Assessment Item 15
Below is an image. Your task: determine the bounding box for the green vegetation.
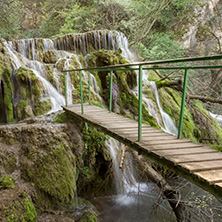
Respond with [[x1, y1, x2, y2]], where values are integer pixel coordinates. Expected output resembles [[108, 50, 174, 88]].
[[23, 197, 37, 222], [0, 0, 203, 60], [1, 194, 37, 222], [0, 175, 15, 189], [21, 142, 77, 208], [34, 99, 52, 116], [2, 69, 14, 123]]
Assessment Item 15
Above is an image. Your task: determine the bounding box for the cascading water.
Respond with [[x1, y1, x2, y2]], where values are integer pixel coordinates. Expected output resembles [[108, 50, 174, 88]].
[[151, 82, 178, 135], [64, 58, 73, 106]]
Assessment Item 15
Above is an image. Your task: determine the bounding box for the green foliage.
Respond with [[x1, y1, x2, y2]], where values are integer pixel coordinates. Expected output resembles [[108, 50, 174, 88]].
[[211, 145, 222, 152], [139, 32, 185, 60], [83, 125, 109, 158], [0, 1, 25, 40]]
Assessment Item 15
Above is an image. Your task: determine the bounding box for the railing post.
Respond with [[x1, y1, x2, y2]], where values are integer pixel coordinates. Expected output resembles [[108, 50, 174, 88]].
[[88, 71, 91, 103], [138, 65, 143, 142], [178, 69, 188, 139], [109, 70, 113, 112], [64, 72, 67, 107], [80, 71, 84, 114]]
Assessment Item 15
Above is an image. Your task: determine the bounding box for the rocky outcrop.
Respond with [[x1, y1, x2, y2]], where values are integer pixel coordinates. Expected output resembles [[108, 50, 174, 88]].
[[0, 115, 112, 221]]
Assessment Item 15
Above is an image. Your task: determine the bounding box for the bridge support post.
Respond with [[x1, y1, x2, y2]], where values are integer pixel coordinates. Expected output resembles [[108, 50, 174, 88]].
[[109, 70, 113, 112], [178, 69, 188, 139], [80, 71, 84, 114], [88, 71, 91, 103], [64, 72, 67, 107], [138, 65, 143, 141]]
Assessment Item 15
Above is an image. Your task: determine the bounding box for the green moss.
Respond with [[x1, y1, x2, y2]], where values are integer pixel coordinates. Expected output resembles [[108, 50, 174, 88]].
[[1, 193, 37, 222], [0, 152, 17, 173], [53, 112, 70, 123], [17, 67, 41, 102], [43, 50, 59, 63], [2, 68, 14, 123], [23, 197, 37, 222], [0, 175, 15, 189], [34, 99, 52, 115], [21, 143, 77, 208], [17, 100, 28, 120], [78, 212, 97, 222]]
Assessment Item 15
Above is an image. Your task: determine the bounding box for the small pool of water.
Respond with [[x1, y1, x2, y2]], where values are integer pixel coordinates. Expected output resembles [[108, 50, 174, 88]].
[[92, 179, 222, 222], [92, 182, 176, 222]]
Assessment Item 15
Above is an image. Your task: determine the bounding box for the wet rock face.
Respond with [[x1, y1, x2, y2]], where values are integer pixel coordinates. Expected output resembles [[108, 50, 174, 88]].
[[0, 123, 79, 209], [0, 117, 111, 221]]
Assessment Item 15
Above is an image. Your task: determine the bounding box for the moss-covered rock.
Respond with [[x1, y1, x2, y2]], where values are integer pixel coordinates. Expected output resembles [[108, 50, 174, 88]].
[[0, 150, 17, 174], [16, 67, 42, 101], [16, 100, 34, 120], [34, 98, 52, 115], [21, 142, 77, 208], [1, 68, 14, 123], [78, 211, 97, 222], [0, 188, 37, 222], [43, 50, 59, 63], [0, 175, 15, 189]]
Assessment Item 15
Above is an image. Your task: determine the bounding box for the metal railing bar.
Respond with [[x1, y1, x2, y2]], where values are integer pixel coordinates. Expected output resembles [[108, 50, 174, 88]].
[[109, 70, 113, 113], [178, 69, 189, 139], [138, 65, 143, 142], [62, 54, 222, 72], [63, 65, 222, 73]]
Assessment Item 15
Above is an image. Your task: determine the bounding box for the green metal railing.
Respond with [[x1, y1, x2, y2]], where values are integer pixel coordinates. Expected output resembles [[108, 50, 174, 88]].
[[63, 55, 222, 141]]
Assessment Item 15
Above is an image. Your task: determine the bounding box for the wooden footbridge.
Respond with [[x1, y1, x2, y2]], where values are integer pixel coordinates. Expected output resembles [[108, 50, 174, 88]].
[[64, 104, 222, 199], [63, 55, 222, 199]]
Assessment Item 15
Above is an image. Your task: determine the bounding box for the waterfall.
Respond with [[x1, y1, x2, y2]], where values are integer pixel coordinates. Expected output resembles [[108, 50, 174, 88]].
[[64, 59, 73, 106], [3, 30, 178, 132], [106, 138, 148, 205], [151, 82, 178, 135]]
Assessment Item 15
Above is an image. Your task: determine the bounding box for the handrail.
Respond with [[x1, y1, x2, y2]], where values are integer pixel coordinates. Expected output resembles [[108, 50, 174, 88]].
[[63, 55, 222, 142]]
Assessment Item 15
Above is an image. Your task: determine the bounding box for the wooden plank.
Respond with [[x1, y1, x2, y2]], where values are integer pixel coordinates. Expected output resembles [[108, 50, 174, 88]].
[[168, 152, 222, 163], [214, 183, 222, 191], [107, 124, 138, 129], [120, 132, 174, 138], [138, 139, 191, 145], [139, 135, 177, 141], [143, 143, 204, 150], [96, 119, 136, 124], [119, 128, 163, 133], [194, 169, 222, 185], [156, 147, 217, 156], [180, 160, 222, 172]]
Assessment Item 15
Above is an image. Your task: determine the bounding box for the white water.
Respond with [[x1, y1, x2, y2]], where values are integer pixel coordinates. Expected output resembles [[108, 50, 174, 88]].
[[151, 82, 178, 135], [209, 112, 222, 126], [64, 59, 73, 106], [115, 31, 178, 135], [106, 138, 149, 205]]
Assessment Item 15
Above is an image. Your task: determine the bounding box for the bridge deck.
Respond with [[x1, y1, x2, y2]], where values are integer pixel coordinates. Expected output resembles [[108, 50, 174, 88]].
[[64, 104, 222, 199]]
